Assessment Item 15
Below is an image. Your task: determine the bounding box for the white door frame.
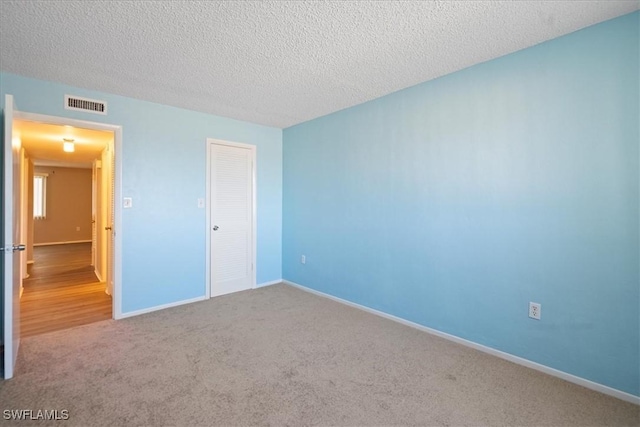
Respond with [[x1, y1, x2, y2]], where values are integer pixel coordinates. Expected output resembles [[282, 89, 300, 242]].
[[91, 161, 97, 269], [14, 110, 124, 319], [205, 138, 257, 299]]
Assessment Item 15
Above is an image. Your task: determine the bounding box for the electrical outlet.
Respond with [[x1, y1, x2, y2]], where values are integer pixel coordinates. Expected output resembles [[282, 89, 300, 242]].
[[301, 255, 306, 264], [529, 302, 541, 320]]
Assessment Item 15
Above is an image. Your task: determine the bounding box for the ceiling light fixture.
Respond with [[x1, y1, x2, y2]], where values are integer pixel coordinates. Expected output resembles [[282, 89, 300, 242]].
[[63, 138, 75, 153]]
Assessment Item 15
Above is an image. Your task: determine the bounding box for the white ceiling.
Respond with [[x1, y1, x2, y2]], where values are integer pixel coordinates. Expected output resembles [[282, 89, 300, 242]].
[[16, 119, 112, 168], [1, 1, 638, 129]]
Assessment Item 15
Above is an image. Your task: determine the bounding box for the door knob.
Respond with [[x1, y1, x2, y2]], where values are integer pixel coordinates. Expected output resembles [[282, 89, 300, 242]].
[[213, 225, 219, 231], [105, 226, 112, 231], [1, 244, 26, 252]]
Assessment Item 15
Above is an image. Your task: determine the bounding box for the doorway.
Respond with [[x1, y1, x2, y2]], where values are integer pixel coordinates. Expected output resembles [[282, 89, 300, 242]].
[[17, 119, 114, 336], [12, 115, 122, 336]]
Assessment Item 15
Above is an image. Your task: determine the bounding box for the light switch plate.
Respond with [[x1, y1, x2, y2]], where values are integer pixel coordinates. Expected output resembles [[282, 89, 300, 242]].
[[197, 198, 205, 208], [123, 197, 133, 208]]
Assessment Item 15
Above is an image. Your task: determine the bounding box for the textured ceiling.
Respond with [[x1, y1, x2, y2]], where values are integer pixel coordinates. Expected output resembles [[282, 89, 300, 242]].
[[1, 1, 638, 128]]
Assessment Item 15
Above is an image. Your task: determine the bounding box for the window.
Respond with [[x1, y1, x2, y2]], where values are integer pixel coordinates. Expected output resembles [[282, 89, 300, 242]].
[[33, 173, 48, 220]]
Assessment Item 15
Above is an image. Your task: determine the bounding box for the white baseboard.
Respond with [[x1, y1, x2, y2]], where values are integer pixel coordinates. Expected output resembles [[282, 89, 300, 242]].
[[118, 295, 208, 319], [256, 279, 282, 288], [34, 240, 91, 247], [94, 269, 104, 283], [283, 280, 640, 405]]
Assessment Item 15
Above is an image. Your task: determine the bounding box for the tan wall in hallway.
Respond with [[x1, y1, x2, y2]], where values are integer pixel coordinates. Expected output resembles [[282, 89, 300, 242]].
[[34, 166, 92, 244]]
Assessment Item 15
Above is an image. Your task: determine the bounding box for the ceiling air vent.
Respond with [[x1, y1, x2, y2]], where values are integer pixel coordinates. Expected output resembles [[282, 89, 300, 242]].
[[64, 95, 107, 115]]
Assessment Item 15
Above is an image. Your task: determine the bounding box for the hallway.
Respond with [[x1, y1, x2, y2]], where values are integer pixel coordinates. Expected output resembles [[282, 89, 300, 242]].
[[21, 243, 112, 337]]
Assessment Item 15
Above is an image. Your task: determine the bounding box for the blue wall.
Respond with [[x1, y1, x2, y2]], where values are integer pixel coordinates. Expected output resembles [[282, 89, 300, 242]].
[[283, 12, 639, 396], [0, 73, 283, 317]]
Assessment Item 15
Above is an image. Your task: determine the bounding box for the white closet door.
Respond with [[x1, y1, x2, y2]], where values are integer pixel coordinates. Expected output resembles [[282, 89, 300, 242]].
[[210, 142, 254, 297]]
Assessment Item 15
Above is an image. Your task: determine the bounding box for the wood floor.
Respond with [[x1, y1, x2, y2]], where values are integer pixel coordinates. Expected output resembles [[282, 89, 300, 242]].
[[21, 243, 112, 338]]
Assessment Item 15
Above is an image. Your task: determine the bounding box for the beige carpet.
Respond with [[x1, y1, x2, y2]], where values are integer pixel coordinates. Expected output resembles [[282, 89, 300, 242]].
[[1, 284, 638, 426]]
